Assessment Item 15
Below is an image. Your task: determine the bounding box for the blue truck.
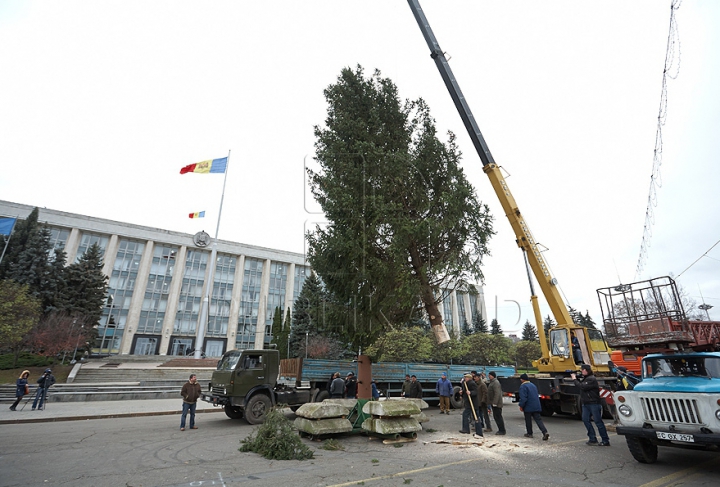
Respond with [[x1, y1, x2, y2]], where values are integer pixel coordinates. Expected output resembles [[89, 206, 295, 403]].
[[598, 276, 720, 463], [613, 352, 720, 463]]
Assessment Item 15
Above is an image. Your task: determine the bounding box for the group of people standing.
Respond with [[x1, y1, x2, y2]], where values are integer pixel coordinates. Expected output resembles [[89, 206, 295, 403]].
[[329, 371, 379, 399], [431, 365, 610, 446], [452, 370, 507, 439], [9, 368, 56, 411]]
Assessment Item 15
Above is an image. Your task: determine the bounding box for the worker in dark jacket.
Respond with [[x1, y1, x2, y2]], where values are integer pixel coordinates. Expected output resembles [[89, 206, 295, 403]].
[[180, 374, 202, 431], [571, 364, 610, 446], [32, 368, 55, 411], [458, 373, 483, 438], [518, 374, 549, 440], [400, 374, 412, 397], [406, 375, 423, 399], [472, 371, 488, 425], [330, 372, 345, 398], [487, 371, 506, 435], [345, 372, 358, 398]]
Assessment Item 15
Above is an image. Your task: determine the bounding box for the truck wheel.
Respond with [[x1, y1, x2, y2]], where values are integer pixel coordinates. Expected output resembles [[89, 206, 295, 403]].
[[626, 436, 658, 464], [314, 390, 330, 403], [450, 386, 464, 409], [540, 401, 555, 417], [601, 404, 613, 420], [224, 406, 243, 419], [245, 394, 272, 425]]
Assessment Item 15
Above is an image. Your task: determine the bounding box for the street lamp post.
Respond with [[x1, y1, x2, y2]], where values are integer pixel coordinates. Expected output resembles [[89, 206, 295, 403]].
[[698, 287, 713, 321], [698, 304, 713, 321], [305, 331, 309, 359], [72, 325, 84, 363]]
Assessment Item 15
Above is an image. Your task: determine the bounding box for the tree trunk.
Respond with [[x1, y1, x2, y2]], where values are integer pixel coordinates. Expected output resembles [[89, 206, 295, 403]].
[[409, 243, 450, 344]]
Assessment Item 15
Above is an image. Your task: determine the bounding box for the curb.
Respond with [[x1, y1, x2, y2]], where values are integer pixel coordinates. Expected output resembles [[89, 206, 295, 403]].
[[0, 407, 224, 425]]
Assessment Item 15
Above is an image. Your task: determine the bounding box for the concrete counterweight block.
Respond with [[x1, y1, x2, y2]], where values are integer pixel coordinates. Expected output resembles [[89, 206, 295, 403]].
[[361, 400, 423, 436], [323, 398, 358, 409], [361, 417, 422, 435], [387, 397, 429, 410], [294, 416, 353, 436], [294, 402, 350, 419], [411, 411, 429, 423], [362, 400, 421, 417]]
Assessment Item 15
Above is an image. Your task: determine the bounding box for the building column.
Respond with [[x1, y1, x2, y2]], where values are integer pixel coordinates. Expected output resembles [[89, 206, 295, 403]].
[[476, 286, 488, 324], [285, 263, 295, 316], [159, 245, 187, 355], [64, 228, 81, 263], [101, 235, 119, 277], [228, 255, 245, 350], [463, 292, 473, 327], [253, 258, 271, 349], [451, 290, 461, 337], [120, 240, 154, 355]]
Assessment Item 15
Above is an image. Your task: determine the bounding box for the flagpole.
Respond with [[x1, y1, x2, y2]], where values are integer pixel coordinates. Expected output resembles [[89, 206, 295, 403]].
[[194, 150, 231, 359]]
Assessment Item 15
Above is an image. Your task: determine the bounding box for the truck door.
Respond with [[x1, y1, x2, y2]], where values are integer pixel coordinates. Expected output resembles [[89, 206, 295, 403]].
[[234, 352, 266, 396]]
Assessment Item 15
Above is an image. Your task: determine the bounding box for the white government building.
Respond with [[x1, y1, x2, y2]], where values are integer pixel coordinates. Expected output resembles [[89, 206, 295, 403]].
[[1, 200, 488, 357]]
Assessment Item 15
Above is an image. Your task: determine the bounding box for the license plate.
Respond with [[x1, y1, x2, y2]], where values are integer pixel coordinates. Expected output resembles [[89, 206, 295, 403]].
[[656, 432, 694, 442]]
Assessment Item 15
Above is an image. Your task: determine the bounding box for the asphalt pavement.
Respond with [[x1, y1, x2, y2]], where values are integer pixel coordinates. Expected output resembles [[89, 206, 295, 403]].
[[0, 397, 223, 424]]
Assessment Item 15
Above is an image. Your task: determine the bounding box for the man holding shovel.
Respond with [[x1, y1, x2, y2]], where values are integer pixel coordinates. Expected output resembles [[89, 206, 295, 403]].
[[458, 373, 483, 439]]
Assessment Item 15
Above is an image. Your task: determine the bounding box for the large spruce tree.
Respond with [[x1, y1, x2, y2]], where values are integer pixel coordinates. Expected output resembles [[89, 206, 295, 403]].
[[6, 225, 54, 310], [288, 274, 325, 358], [62, 243, 108, 324], [307, 66, 494, 347], [490, 318, 503, 336], [0, 208, 40, 279], [521, 320, 539, 341]]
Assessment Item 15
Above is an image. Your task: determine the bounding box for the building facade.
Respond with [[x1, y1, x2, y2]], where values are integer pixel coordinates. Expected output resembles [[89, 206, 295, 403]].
[[1, 200, 487, 357]]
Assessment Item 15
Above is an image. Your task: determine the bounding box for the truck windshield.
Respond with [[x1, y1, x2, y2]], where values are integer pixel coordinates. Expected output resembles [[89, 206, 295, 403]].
[[550, 329, 569, 357], [217, 351, 242, 371], [645, 356, 720, 379]]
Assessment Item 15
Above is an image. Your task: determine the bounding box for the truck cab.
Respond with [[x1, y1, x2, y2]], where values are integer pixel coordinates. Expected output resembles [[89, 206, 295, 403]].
[[614, 352, 720, 462], [202, 349, 311, 424]]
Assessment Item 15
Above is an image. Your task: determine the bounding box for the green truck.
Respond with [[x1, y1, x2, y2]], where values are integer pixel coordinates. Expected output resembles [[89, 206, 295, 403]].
[[201, 348, 515, 424]]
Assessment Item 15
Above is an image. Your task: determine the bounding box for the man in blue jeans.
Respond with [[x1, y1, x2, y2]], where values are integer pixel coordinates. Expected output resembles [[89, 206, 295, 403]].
[[571, 364, 610, 446], [180, 374, 202, 431], [32, 369, 55, 411]]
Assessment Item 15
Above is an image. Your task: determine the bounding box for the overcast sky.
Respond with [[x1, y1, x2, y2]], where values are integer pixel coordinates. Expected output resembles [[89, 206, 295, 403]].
[[1, 1, 718, 333]]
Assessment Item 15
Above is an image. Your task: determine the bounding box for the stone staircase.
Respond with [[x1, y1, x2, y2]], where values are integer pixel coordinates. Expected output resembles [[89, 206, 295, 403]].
[[1, 357, 216, 403]]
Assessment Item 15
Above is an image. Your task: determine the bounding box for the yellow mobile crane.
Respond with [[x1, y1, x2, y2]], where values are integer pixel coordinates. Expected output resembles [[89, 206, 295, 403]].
[[408, 0, 614, 416]]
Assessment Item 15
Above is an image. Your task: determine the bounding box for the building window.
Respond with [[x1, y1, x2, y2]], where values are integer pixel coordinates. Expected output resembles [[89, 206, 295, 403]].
[[293, 265, 310, 302], [169, 337, 194, 356], [236, 258, 263, 350], [174, 249, 208, 335], [469, 293, 479, 324], [208, 254, 236, 337], [457, 292, 469, 334], [443, 293, 454, 329], [137, 245, 177, 335], [96, 239, 145, 354], [76, 232, 108, 262], [47, 227, 69, 257], [265, 262, 288, 340]]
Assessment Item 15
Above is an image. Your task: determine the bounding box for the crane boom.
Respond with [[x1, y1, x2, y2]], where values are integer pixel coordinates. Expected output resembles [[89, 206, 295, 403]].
[[407, 0, 574, 329]]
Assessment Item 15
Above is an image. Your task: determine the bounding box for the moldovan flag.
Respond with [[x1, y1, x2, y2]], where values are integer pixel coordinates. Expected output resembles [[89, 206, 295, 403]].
[[180, 157, 227, 175], [0, 217, 17, 236], [189, 211, 205, 219]]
